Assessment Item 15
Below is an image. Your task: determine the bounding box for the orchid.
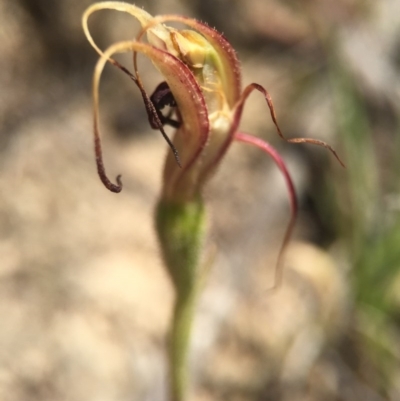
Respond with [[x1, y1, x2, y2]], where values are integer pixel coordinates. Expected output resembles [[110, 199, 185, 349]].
[[82, 3, 344, 400]]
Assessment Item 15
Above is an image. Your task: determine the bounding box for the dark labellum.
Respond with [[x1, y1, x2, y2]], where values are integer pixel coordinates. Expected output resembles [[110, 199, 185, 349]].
[[149, 81, 181, 129]]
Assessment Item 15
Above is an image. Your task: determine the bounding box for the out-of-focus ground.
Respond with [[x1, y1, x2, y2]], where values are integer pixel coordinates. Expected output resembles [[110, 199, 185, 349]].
[[0, 0, 400, 400]]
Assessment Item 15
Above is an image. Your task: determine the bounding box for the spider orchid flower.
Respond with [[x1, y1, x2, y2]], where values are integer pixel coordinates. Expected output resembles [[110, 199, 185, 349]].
[[83, 3, 343, 400], [83, 1, 343, 284]]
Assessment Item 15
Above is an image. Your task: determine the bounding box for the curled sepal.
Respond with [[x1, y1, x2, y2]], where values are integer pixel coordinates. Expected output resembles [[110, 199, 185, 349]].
[[94, 125, 122, 193], [234, 132, 298, 289], [82, 2, 161, 57], [91, 39, 208, 192], [234, 83, 346, 167]]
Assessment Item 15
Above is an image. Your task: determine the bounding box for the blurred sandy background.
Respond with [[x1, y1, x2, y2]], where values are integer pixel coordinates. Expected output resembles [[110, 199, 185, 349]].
[[1, 0, 400, 400]]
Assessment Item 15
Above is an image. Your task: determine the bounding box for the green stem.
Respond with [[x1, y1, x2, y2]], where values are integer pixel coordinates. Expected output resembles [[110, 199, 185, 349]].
[[156, 198, 206, 401], [169, 288, 198, 401]]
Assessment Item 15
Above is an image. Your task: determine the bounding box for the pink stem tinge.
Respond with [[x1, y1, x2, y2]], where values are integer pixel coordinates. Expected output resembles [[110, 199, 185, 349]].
[[234, 131, 298, 289]]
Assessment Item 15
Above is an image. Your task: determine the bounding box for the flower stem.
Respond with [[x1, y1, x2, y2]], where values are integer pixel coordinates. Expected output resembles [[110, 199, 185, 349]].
[[169, 286, 198, 401], [156, 198, 206, 401]]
